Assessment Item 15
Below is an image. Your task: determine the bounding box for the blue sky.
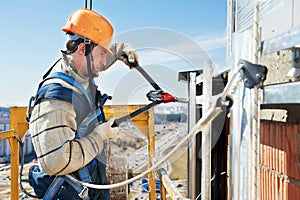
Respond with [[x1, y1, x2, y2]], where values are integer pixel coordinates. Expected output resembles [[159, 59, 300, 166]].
[[0, 0, 227, 106]]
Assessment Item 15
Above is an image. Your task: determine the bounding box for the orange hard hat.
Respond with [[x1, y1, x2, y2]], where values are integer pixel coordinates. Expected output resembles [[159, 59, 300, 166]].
[[62, 8, 114, 55]]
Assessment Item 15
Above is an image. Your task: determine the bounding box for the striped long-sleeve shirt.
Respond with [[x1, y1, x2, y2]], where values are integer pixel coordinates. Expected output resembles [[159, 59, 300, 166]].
[[29, 54, 104, 176]]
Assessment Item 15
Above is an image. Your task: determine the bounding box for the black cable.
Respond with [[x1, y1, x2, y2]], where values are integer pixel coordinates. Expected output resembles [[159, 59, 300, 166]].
[[19, 138, 38, 198]]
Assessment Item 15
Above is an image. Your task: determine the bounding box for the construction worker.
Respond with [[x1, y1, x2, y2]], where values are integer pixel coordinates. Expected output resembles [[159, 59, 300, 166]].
[[28, 8, 138, 199]]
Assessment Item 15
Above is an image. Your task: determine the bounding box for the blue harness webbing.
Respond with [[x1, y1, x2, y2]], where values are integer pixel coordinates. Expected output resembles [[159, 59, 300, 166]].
[[34, 72, 104, 199], [40, 72, 93, 108]]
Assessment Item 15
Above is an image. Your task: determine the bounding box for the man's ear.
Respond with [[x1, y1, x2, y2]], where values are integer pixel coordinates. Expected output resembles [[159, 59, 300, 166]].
[[77, 43, 86, 56]]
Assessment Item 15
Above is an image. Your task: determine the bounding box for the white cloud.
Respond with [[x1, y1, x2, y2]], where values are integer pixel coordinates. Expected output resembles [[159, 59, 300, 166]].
[[135, 30, 227, 67], [104, 29, 227, 74], [194, 31, 227, 51]]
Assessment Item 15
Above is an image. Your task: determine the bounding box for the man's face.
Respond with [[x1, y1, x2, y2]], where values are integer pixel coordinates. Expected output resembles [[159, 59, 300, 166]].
[[77, 44, 108, 78], [90, 45, 108, 77]]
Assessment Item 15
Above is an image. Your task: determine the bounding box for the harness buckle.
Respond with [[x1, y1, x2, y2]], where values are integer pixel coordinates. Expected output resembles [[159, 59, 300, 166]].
[[78, 186, 89, 199]]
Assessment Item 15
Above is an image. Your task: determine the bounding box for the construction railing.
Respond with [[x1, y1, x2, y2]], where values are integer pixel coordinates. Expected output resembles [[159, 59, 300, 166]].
[[157, 168, 190, 200], [0, 57, 267, 199], [103, 105, 156, 199], [0, 105, 157, 200], [0, 107, 29, 200]]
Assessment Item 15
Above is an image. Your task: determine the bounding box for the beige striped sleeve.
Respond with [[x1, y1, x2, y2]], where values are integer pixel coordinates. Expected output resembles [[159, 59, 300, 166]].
[[29, 99, 104, 175]]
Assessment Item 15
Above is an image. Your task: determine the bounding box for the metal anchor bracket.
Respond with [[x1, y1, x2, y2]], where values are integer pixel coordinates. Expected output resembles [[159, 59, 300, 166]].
[[238, 59, 268, 89]]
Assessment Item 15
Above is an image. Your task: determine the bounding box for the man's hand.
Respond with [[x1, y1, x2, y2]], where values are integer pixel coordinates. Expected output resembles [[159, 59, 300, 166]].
[[93, 118, 119, 140], [116, 43, 139, 68], [102, 43, 139, 71]]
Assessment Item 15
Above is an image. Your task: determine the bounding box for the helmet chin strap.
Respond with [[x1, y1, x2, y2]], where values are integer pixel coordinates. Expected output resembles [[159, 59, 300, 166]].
[[84, 43, 95, 78]]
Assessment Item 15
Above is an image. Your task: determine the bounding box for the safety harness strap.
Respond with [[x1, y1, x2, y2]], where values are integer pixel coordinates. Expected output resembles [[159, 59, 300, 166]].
[[29, 72, 104, 199], [43, 175, 90, 200], [43, 177, 65, 199], [43, 72, 93, 108], [64, 175, 90, 200]]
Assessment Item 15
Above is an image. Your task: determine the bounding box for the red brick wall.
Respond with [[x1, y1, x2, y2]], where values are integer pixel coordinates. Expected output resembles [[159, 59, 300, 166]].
[[260, 121, 300, 200]]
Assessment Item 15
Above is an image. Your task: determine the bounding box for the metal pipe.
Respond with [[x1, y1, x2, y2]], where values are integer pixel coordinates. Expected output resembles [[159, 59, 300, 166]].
[[188, 72, 197, 199], [201, 59, 213, 200]]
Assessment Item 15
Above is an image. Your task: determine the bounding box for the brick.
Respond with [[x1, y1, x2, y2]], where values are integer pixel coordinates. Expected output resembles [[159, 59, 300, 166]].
[[287, 124, 295, 178], [276, 123, 280, 173], [269, 123, 274, 171], [282, 124, 287, 175], [269, 171, 272, 200], [266, 123, 271, 168], [279, 176, 283, 200], [283, 180, 289, 200], [293, 124, 300, 180], [261, 168, 265, 200], [277, 123, 283, 174], [260, 123, 265, 166]]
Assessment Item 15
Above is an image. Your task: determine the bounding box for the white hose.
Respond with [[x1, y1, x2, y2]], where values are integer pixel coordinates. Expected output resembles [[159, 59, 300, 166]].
[[66, 68, 243, 190], [66, 105, 223, 190]]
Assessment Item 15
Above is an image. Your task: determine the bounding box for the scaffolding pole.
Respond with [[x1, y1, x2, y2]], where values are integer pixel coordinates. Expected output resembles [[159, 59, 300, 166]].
[[188, 72, 197, 199], [201, 59, 213, 200]]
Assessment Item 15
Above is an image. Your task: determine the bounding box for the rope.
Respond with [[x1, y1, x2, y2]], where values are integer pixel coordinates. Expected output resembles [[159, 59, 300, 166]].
[[64, 65, 245, 190], [66, 70, 241, 189], [251, 1, 261, 200]]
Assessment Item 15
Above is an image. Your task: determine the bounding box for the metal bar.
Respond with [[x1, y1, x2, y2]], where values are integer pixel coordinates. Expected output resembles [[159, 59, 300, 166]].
[[188, 72, 197, 199], [135, 65, 162, 91], [226, 3, 234, 200], [8, 136, 20, 200], [0, 130, 15, 140], [0, 130, 19, 200], [262, 81, 300, 105], [7, 107, 30, 199], [226, 0, 234, 59], [113, 101, 160, 126], [201, 59, 213, 200], [148, 109, 156, 200], [262, 25, 300, 55]]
